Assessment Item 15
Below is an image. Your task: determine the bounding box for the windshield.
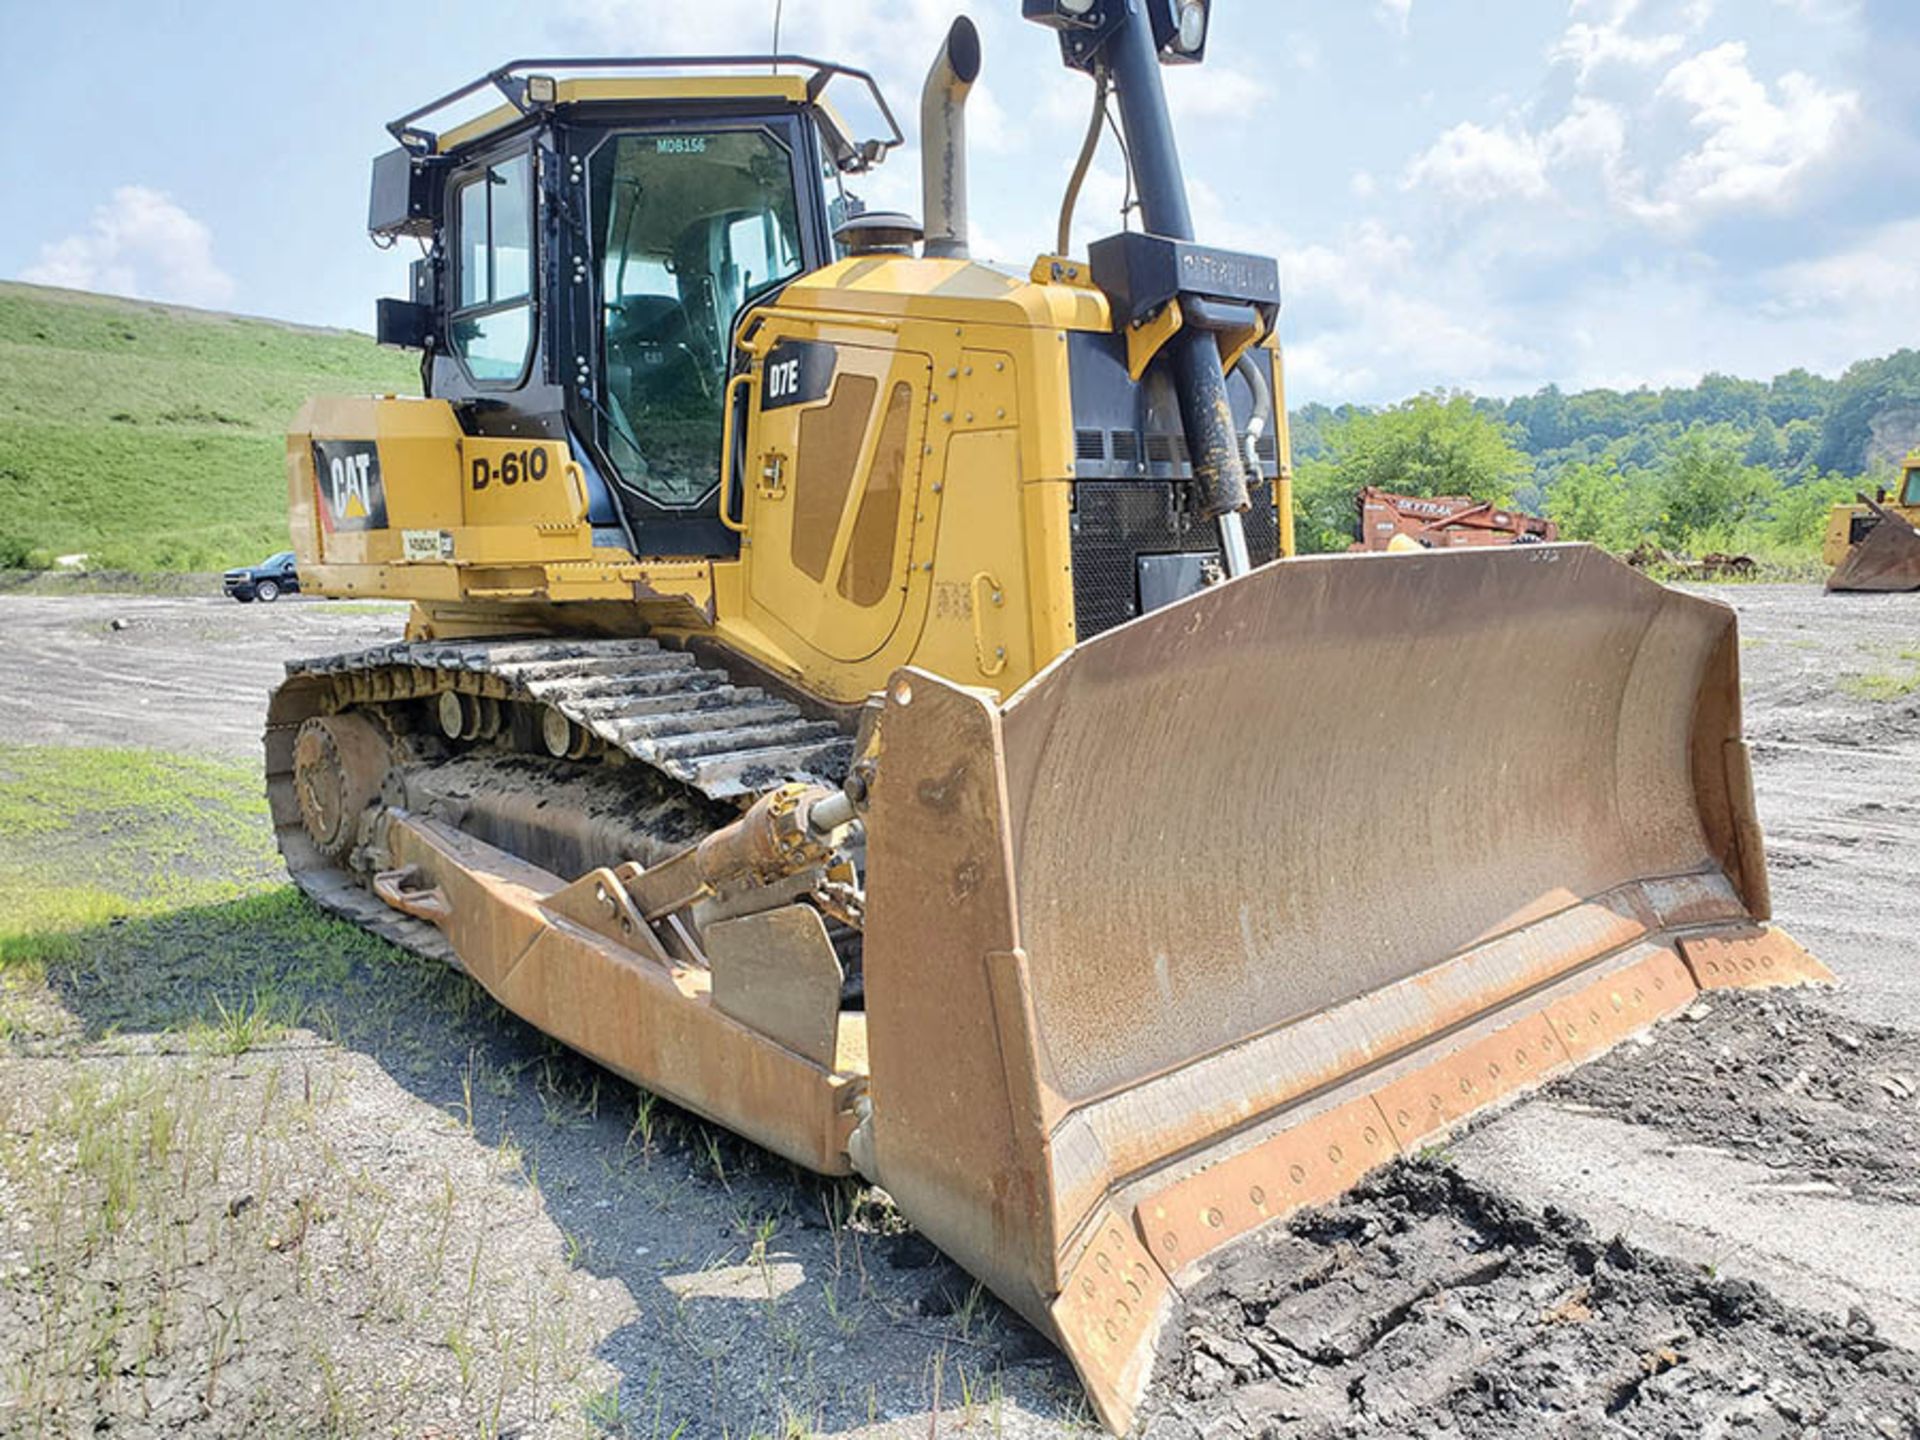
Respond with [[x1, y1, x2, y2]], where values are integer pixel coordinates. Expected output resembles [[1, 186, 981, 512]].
[[593, 129, 805, 508]]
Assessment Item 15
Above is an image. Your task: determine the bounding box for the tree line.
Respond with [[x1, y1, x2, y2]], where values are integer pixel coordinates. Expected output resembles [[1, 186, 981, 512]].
[[1287, 348, 1920, 562]]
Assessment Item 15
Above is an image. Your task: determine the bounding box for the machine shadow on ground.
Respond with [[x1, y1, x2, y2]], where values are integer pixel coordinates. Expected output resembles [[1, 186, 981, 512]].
[[6, 878, 1085, 1437]]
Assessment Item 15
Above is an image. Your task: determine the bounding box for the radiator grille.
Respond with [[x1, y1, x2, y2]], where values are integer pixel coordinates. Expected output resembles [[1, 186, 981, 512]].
[[1071, 477, 1281, 640]]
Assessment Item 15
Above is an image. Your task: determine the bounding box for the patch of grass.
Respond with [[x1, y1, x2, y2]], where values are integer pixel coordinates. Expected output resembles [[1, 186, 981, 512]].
[[0, 1040, 619, 1434], [189, 990, 289, 1056], [0, 741, 645, 1435], [0, 886, 129, 966], [22, 885, 429, 1045], [0, 282, 416, 571], [1839, 669, 1920, 702], [0, 743, 265, 844], [0, 568, 225, 596], [0, 746, 276, 971], [0, 746, 392, 1050]]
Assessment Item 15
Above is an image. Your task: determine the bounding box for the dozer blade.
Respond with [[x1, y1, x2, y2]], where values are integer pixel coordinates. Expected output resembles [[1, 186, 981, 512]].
[[857, 543, 1829, 1434], [1827, 500, 1920, 591]]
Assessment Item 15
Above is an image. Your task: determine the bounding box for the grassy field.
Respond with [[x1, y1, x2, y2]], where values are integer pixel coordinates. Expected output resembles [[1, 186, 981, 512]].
[[0, 746, 629, 1435], [0, 283, 416, 573], [0, 743, 1025, 1438]]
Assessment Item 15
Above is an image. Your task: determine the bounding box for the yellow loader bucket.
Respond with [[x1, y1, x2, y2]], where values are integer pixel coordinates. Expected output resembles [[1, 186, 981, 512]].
[[857, 543, 1828, 1432], [1827, 495, 1920, 592]]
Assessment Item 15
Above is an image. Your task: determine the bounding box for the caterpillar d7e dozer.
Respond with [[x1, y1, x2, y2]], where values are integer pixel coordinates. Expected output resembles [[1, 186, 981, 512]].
[[273, 3, 1830, 1429], [1824, 453, 1920, 591]]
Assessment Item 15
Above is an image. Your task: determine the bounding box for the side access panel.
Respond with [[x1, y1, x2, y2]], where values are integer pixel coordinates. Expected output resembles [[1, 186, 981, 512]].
[[740, 335, 933, 662]]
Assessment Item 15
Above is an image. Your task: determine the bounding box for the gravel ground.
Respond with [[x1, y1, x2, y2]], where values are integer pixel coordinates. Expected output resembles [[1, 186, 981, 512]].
[[0, 595, 403, 757], [0, 581, 1915, 1438], [1728, 586, 1920, 1033], [1153, 1163, 1919, 1440]]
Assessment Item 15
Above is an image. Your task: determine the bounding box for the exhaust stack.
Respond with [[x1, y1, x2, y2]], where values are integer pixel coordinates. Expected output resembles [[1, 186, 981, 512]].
[[920, 17, 980, 259]]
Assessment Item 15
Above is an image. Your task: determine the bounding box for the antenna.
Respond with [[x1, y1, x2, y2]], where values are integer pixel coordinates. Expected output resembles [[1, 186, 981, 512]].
[[771, 0, 784, 72]]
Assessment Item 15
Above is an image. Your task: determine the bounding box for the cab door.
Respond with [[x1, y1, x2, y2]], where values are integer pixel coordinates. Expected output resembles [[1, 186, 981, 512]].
[[742, 328, 932, 663]]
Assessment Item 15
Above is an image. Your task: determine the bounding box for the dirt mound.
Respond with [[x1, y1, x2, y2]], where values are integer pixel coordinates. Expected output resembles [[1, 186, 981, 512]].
[[1143, 1163, 1920, 1438]]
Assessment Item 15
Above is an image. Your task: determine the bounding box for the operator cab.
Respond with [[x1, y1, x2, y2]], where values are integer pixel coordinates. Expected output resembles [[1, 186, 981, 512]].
[[367, 60, 901, 558], [596, 130, 807, 506]]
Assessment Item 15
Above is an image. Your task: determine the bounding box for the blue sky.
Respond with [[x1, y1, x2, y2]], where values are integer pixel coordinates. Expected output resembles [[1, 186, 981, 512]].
[[3, 0, 1915, 404]]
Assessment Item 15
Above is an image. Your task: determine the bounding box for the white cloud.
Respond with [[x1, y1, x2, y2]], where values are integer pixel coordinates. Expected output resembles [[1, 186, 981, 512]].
[[1546, 247, 1914, 394], [20, 186, 235, 307], [562, 0, 957, 54], [1771, 0, 1859, 18], [1765, 218, 1920, 313], [1404, 31, 1856, 232], [1549, 96, 1633, 193], [1552, 19, 1684, 83], [1285, 212, 1920, 404], [1403, 121, 1552, 203], [1376, 0, 1413, 36], [1185, 176, 1279, 257], [1264, 220, 1548, 398], [1285, 288, 1544, 400], [1208, 0, 1880, 403], [1164, 65, 1267, 124], [1282, 220, 1414, 293], [1565, 0, 1713, 35], [964, 82, 1013, 154], [1639, 42, 1859, 219]]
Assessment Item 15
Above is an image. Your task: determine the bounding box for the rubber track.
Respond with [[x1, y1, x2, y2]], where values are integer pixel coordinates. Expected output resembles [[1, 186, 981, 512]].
[[284, 637, 853, 800]]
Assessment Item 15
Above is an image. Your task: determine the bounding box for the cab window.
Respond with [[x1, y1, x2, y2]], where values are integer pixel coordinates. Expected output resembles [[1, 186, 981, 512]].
[[451, 152, 534, 384], [593, 130, 804, 508]]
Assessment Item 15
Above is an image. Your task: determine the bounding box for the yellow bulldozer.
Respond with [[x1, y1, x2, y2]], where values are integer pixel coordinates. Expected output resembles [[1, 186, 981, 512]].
[[272, 5, 1828, 1429], [1823, 452, 1920, 591]]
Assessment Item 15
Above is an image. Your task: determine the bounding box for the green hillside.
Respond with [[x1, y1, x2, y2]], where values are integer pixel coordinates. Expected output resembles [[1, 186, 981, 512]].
[[0, 282, 416, 571], [3, 278, 1911, 575], [1290, 353, 1920, 564]]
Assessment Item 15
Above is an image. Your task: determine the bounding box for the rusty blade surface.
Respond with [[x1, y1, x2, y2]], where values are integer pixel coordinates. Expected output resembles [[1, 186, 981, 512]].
[[998, 544, 1750, 1112], [858, 543, 1813, 1434], [1826, 507, 1920, 592]]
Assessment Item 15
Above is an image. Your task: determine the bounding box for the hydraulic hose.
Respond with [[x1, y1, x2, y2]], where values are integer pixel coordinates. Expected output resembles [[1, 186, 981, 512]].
[[1102, 8, 1251, 556], [1056, 67, 1110, 257], [1234, 349, 1273, 473]]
